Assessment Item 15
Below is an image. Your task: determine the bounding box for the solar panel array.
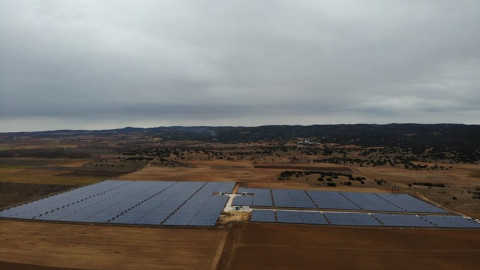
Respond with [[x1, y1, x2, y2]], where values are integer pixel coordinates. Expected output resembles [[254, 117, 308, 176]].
[[325, 212, 381, 226], [341, 192, 403, 212], [234, 188, 446, 213], [164, 182, 233, 226], [307, 191, 359, 210], [250, 209, 276, 223], [272, 189, 316, 208], [0, 180, 234, 227], [241, 188, 477, 229], [373, 213, 432, 227], [421, 215, 480, 228], [375, 193, 446, 213], [232, 188, 273, 207], [2, 180, 477, 229], [276, 210, 328, 225], [250, 210, 480, 228]]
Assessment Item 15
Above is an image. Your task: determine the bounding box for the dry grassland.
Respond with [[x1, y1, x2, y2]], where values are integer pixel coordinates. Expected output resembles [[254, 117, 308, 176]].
[[0, 158, 103, 185]]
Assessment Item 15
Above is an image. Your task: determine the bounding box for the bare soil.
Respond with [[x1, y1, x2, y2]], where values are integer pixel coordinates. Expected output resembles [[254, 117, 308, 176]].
[[0, 261, 83, 270], [0, 220, 227, 270], [221, 223, 480, 270]]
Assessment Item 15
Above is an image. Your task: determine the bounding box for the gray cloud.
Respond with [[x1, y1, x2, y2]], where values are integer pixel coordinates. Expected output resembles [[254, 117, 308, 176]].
[[1, 0, 479, 131]]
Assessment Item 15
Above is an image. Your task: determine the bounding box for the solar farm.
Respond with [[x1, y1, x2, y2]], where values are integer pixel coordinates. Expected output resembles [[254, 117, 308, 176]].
[[236, 187, 480, 228], [1, 180, 479, 229], [0, 180, 234, 227], [234, 187, 448, 213]]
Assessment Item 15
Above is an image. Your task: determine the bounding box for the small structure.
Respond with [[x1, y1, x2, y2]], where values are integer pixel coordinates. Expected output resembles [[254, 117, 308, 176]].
[[296, 139, 315, 146], [232, 205, 250, 211]]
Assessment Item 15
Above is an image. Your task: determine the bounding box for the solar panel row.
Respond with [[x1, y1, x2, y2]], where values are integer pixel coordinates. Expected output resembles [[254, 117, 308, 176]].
[[0, 180, 235, 227], [272, 189, 316, 208], [421, 215, 480, 228], [233, 189, 446, 213], [276, 210, 328, 225], [375, 193, 446, 213], [111, 181, 203, 225], [0, 180, 130, 219], [253, 189, 273, 207], [341, 192, 402, 212], [232, 195, 253, 206], [237, 188, 255, 194], [250, 209, 275, 223], [374, 213, 432, 227], [307, 191, 359, 210], [232, 188, 272, 207], [164, 182, 231, 226], [250, 210, 480, 228]]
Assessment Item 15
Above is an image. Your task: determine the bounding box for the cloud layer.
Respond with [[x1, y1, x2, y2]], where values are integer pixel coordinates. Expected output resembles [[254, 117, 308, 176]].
[[1, 0, 479, 131]]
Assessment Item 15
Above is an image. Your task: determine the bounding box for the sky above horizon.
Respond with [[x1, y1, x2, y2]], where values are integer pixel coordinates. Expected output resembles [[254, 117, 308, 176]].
[[1, 0, 479, 132]]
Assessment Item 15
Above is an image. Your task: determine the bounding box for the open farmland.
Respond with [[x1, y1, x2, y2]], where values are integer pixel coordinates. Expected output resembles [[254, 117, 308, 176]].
[[220, 223, 480, 270], [0, 220, 227, 270]]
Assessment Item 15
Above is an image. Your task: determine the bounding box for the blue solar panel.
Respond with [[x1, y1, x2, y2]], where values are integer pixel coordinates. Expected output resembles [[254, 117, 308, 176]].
[[374, 213, 433, 227], [163, 182, 230, 226], [272, 189, 315, 208], [421, 215, 480, 228], [251, 210, 275, 223], [216, 182, 235, 193], [252, 188, 274, 207], [341, 192, 403, 212], [0, 180, 131, 219], [232, 195, 253, 206], [375, 193, 447, 213], [276, 210, 302, 223], [298, 211, 329, 225], [325, 212, 381, 226], [307, 191, 360, 210], [237, 188, 255, 194], [276, 210, 328, 225]]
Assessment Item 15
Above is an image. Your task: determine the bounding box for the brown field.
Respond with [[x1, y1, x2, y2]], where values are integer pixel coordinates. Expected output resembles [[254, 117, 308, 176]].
[[0, 158, 103, 186], [119, 160, 389, 192], [119, 160, 283, 184], [220, 223, 480, 270], [0, 220, 227, 270]]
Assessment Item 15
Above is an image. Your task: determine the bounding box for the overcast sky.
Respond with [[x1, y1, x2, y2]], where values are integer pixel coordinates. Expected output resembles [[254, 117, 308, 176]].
[[1, 0, 479, 132]]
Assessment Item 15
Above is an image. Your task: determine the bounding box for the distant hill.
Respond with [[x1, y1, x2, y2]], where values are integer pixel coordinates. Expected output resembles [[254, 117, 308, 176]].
[[1, 124, 479, 162], [1, 123, 479, 146]]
